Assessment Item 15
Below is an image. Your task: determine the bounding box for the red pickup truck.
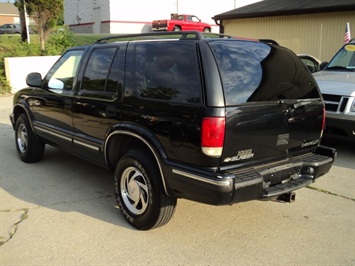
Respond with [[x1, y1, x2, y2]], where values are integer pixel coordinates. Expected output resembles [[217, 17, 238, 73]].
[[152, 14, 211, 32]]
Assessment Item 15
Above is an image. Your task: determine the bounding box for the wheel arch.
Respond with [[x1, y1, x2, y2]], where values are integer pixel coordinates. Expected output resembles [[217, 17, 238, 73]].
[[172, 25, 181, 31], [104, 126, 170, 195], [12, 103, 34, 131]]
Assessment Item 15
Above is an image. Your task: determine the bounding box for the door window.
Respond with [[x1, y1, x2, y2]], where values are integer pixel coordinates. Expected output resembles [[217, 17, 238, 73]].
[[44, 49, 84, 93], [80, 47, 122, 100]]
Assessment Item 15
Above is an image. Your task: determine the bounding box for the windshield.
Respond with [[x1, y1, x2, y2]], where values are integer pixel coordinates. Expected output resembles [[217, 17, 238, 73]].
[[326, 43, 355, 71]]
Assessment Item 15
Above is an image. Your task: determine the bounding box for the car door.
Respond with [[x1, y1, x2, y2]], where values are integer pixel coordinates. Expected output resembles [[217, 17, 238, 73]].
[[31, 48, 85, 153], [122, 41, 204, 165], [188, 16, 203, 31], [71, 44, 125, 165], [184, 15, 194, 31]]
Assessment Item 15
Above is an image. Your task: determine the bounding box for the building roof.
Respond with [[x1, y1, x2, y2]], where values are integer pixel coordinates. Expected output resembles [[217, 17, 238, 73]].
[[212, 0, 355, 21], [0, 3, 19, 16]]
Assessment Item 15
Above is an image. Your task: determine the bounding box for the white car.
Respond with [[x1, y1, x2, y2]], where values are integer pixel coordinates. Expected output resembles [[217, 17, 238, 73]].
[[297, 54, 322, 73], [313, 41, 355, 142]]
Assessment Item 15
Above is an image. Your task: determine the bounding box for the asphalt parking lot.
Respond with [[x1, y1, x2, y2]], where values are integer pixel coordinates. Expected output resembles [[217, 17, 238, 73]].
[[0, 94, 354, 265]]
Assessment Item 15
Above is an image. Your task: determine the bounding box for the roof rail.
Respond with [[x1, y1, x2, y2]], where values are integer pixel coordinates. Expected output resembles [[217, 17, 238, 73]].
[[259, 39, 279, 45], [95, 31, 232, 43]]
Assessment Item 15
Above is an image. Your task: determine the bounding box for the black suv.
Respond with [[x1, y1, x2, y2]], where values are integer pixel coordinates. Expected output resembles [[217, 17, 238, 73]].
[[10, 32, 336, 230]]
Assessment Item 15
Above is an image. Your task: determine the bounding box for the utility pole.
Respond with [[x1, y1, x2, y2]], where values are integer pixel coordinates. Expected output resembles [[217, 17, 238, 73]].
[[23, 0, 30, 44]]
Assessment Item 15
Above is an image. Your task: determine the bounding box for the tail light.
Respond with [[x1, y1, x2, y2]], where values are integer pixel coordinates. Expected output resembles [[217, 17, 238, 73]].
[[201, 117, 225, 157]]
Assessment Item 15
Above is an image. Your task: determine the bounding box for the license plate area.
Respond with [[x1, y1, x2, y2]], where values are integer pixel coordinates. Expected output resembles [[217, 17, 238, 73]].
[[262, 164, 299, 185]]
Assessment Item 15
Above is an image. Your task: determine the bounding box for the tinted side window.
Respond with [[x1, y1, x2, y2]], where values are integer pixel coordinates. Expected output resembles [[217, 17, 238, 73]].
[[80, 47, 122, 99], [209, 40, 320, 105], [134, 42, 201, 104]]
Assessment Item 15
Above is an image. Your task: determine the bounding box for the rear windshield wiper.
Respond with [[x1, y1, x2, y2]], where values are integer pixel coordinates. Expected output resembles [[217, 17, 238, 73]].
[[325, 66, 354, 71]]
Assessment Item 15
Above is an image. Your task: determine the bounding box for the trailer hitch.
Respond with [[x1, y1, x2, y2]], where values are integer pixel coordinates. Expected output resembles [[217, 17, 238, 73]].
[[277, 192, 296, 203]]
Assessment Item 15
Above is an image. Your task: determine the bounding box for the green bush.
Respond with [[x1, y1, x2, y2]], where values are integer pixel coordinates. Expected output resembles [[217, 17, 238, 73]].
[[46, 26, 77, 55], [0, 26, 79, 95], [0, 36, 20, 95]]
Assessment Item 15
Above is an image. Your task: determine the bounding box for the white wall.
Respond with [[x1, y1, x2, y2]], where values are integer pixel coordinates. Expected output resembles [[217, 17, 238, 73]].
[[5, 56, 60, 93]]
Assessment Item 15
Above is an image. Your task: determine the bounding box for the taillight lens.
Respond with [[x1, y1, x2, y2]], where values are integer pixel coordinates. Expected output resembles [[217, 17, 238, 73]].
[[201, 117, 225, 157]]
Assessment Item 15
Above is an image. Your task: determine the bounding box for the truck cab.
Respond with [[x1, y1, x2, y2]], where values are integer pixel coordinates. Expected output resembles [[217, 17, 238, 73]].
[[313, 40, 355, 142]]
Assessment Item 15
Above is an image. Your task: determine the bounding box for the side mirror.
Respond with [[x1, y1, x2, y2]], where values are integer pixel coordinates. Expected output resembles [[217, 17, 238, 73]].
[[26, 72, 42, 88], [320, 61, 328, 70], [48, 78, 64, 90]]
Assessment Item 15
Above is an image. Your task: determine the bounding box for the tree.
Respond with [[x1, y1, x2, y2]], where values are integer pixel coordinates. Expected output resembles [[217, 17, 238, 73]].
[[15, 0, 63, 52], [14, 0, 29, 42]]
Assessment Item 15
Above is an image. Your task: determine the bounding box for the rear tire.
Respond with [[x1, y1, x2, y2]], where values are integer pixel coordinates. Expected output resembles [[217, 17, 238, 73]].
[[15, 113, 45, 163], [114, 149, 177, 230]]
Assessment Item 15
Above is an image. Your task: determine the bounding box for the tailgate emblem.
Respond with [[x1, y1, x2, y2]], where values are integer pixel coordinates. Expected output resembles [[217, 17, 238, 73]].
[[277, 134, 289, 145], [301, 139, 319, 147], [224, 149, 254, 163]]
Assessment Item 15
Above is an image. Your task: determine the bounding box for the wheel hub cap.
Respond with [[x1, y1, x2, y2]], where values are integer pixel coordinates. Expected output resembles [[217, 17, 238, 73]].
[[17, 124, 28, 153], [127, 179, 140, 202], [121, 166, 149, 215]]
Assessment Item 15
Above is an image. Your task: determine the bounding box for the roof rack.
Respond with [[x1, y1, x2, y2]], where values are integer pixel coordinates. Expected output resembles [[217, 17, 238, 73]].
[[95, 31, 232, 44]]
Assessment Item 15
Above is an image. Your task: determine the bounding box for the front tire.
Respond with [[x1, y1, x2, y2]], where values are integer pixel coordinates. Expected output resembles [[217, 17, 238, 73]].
[[15, 113, 45, 163], [114, 149, 177, 230]]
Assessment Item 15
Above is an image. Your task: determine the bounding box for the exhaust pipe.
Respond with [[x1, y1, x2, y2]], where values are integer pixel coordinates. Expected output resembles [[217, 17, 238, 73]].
[[277, 192, 296, 203]]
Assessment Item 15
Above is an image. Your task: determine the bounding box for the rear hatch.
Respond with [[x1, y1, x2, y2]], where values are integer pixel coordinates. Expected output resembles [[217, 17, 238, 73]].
[[207, 40, 324, 168]]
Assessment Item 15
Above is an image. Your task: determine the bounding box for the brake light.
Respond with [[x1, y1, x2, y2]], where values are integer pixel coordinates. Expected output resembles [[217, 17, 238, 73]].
[[201, 117, 225, 157]]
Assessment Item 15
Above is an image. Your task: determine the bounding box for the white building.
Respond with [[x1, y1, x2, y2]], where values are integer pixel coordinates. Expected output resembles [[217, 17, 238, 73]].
[[64, 0, 261, 34]]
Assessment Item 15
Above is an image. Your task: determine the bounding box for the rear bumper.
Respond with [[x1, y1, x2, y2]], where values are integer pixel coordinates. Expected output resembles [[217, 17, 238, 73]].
[[164, 146, 336, 205], [152, 27, 168, 31]]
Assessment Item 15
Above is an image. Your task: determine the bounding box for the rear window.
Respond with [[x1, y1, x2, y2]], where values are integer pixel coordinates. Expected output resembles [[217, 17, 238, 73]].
[[208, 40, 320, 105]]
